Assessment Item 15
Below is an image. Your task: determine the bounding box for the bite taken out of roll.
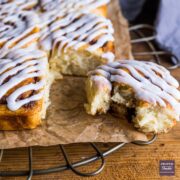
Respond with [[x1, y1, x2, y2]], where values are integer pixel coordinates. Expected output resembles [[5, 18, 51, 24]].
[[85, 60, 180, 134]]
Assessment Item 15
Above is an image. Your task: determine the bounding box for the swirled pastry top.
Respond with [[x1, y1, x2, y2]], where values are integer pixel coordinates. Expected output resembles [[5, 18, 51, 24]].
[[0, 8, 40, 58], [41, 11, 114, 61], [40, 0, 110, 13], [0, 48, 47, 111], [89, 60, 180, 117], [0, 0, 38, 10]]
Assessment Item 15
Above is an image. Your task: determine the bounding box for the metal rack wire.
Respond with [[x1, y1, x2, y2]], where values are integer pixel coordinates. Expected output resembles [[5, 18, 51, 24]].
[[0, 136, 157, 180], [129, 24, 180, 69], [0, 24, 179, 179]]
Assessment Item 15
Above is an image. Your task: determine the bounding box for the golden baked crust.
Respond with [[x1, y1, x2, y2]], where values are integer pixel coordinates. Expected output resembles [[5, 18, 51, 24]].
[[91, 5, 108, 17], [0, 100, 42, 130]]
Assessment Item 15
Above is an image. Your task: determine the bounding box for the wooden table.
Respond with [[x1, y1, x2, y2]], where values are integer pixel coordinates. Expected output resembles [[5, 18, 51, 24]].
[[0, 124, 180, 180]]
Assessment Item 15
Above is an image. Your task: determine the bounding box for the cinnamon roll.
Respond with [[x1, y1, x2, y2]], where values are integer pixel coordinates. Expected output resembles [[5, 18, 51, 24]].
[[85, 60, 180, 133], [0, 48, 51, 130], [0, 8, 40, 58], [41, 11, 115, 76]]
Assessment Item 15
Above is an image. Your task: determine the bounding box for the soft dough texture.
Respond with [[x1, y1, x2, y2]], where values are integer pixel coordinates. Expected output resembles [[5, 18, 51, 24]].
[[85, 60, 180, 134]]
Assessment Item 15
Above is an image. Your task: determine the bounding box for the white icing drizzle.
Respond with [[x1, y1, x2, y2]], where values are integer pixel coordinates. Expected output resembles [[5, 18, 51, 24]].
[[41, 12, 114, 61], [89, 60, 180, 118], [0, 9, 40, 58], [102, 52, 115, 62], [40, 0, 110, 13], [0, 49, 47, 111], [0, 0, 38, 10]]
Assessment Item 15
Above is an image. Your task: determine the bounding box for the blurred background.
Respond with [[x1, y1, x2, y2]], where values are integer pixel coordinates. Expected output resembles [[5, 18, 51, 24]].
[[120, 0, 159, 24], [120, 0, 180, 65]]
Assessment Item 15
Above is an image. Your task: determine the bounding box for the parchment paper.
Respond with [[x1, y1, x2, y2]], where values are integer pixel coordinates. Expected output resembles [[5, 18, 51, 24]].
[[0, 0, 147, 149]]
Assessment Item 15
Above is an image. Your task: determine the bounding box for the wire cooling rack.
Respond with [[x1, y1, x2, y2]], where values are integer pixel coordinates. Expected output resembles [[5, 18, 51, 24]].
[[0, 24, 179, 180], [129, 24, 180, 69]]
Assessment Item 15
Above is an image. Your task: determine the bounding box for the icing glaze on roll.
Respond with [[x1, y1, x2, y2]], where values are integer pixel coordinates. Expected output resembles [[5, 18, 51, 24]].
[[0, 0, 38, 10], [41, 0, 110, 12], [89, 60, 180, 116], [0, 49, 47, 111], [0, 9, 40, 58], [41, 12, 114, 61]]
